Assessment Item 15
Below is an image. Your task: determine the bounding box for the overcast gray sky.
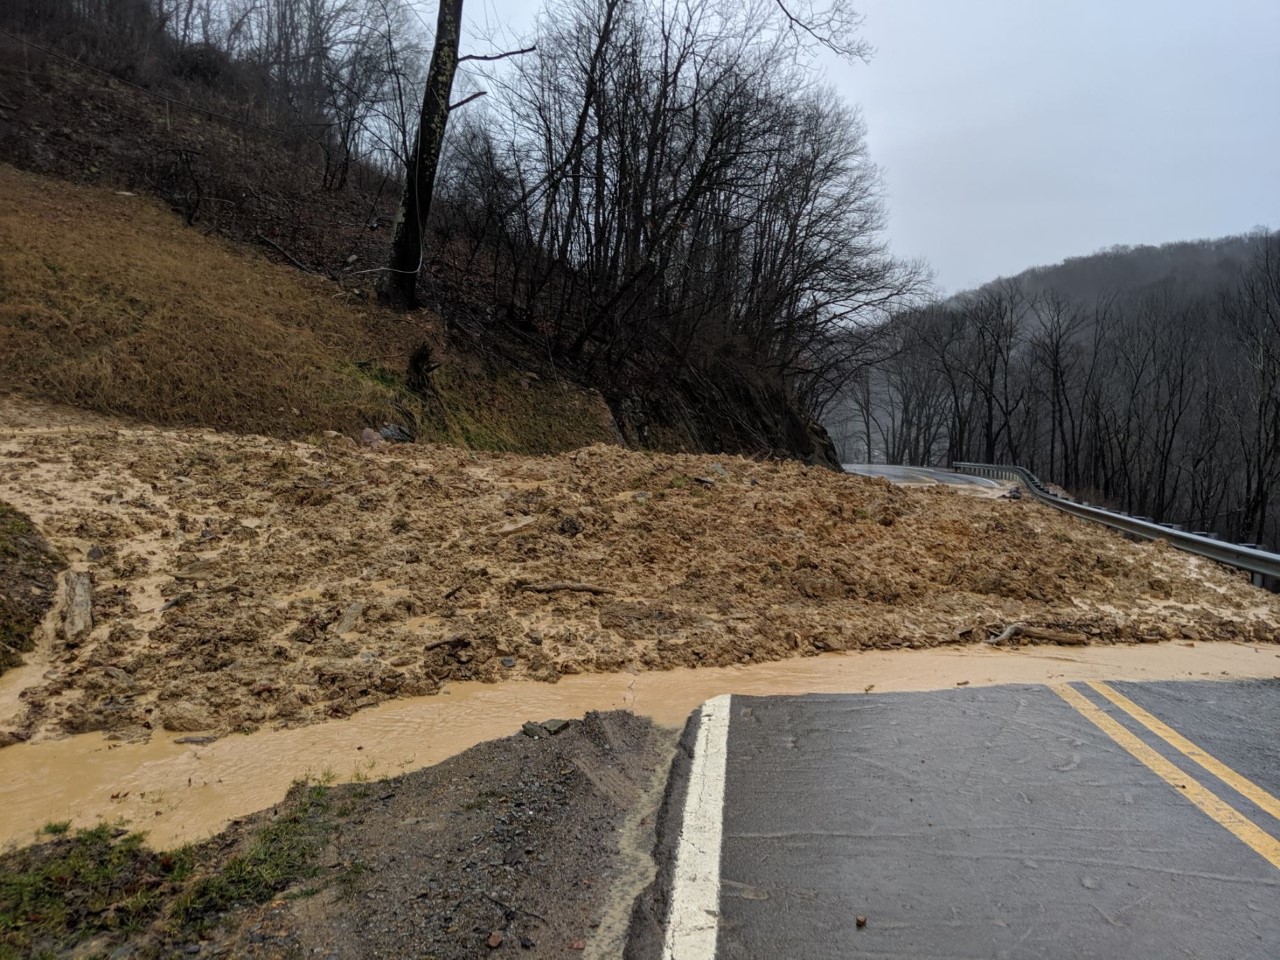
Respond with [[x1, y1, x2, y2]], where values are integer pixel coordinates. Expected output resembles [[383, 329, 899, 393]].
[[460, 0, 1280, 294]]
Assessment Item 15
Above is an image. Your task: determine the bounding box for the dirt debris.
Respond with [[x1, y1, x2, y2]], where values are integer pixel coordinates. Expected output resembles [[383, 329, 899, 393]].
[[0, 399, 1277, 743], [0, 500, 64, 681]]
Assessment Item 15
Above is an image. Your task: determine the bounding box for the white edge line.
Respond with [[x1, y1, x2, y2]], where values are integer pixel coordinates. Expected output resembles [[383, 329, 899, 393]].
[[662, 694, 732, 960]]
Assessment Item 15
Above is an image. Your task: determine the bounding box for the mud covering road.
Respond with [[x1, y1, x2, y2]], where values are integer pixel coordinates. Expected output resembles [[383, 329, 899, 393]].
[[1, 397, 1277, 744], [0, 711, 673, 959]]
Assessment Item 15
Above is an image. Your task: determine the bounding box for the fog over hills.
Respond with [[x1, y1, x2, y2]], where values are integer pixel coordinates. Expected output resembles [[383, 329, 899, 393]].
[[959, 230, 1276, 307]]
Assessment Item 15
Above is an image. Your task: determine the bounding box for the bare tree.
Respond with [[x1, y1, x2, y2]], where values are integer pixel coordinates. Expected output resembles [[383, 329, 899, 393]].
[[379, 0, 463, 307]]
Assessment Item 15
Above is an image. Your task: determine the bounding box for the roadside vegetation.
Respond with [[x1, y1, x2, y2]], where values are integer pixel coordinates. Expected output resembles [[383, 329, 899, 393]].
[[0, 781, 335, 959], [0, 713, 663, 959]]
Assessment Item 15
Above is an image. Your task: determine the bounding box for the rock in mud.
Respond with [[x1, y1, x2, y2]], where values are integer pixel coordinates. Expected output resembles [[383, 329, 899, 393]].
[[379, 424, 414, 443], [173, 557, 220, 581], [331, 602, 364, 636], [160, 700, 214, 732], [556, 516, 583, 537], [62, 571, 93, 640]]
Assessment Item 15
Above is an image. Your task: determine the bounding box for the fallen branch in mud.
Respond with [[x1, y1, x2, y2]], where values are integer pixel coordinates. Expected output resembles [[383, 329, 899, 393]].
[[425, 635, 470, 651], [517, 581, 615, 596], [986, 623, 1089, 646]]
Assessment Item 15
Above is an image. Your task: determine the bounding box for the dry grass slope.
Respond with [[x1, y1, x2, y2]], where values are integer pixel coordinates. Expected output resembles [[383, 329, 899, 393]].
[[0, 164, 617, 451]]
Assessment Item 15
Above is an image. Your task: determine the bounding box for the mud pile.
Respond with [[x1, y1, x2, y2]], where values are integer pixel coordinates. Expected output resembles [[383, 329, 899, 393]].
[[2, 400, 1276, 742]]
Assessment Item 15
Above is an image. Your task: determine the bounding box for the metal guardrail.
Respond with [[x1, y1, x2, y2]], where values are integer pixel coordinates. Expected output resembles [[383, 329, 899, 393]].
[[952, 462, 1280, 586]]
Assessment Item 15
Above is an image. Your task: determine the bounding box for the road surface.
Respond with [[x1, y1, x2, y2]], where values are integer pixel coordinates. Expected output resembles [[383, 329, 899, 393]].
[[637, 680, 1280, 959], [843, 464, 1003, 487]]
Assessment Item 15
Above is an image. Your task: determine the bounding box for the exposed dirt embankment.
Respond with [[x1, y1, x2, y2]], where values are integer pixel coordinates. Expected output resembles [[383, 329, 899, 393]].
[[1, 399, 1276, 743]]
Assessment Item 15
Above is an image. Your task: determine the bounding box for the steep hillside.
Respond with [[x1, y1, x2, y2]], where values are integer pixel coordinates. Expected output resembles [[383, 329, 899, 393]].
[[0, 164, 617, 450], [0, 32, 842, 466]]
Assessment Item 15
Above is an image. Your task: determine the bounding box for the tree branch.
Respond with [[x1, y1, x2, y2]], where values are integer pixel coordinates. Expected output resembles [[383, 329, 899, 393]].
[[772, 0, 872, 62], [448, 90, 488, 111], [459, 45, 536, 63]]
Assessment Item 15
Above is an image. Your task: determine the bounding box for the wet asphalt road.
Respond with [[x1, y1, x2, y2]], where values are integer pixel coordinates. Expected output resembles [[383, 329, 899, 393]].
[[843, 464, 1002, 487], [655, 681, 1280, 959]]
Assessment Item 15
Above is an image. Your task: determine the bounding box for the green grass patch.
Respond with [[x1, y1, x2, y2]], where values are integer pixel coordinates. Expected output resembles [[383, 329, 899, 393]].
[[167, 782, 332, 934], [0, 781, 337, 957], [0, 825, 196, 957]]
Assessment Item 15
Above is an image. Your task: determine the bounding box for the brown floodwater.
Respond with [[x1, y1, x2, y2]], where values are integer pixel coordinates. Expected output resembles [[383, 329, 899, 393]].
[[1, 642, 1276, 850]]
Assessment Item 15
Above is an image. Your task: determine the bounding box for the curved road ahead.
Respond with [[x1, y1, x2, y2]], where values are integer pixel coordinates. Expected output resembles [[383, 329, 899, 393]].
[[843, 463, 1003, 488]]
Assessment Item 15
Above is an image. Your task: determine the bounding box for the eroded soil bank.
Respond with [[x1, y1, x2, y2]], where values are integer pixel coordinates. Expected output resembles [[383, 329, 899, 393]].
[[1, 399, 1277, 747]]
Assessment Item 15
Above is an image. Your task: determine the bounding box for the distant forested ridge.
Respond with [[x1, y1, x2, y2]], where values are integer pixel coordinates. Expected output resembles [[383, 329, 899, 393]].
[[830, 230, 1280, 550]]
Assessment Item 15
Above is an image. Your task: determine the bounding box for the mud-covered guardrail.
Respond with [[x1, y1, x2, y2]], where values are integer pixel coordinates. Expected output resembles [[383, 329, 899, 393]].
[[953, 462, 1280, 588]]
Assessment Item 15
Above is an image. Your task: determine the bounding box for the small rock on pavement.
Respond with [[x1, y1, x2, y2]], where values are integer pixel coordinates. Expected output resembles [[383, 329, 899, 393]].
[[856, 915, 868, 929], [487, 931, 504, 949]]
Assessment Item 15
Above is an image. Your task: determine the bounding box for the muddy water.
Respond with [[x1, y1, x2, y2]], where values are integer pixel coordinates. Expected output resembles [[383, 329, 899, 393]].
[[1, 642, 1276, 850]]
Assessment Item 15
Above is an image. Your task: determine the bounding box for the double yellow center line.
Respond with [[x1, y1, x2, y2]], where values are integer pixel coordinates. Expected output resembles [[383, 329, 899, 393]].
[[1053, 681, 1280, 870]]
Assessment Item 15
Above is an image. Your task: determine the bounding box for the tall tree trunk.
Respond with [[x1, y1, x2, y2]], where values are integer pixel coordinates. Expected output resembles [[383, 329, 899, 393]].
[[380, 0, 464, 308]]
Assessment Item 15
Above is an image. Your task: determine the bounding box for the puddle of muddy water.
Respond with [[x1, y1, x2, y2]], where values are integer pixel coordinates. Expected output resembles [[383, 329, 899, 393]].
[[1, 642, 1276, 850]]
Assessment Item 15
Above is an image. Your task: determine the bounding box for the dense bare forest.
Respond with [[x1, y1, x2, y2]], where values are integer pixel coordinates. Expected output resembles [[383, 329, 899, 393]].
[[0, 0, 923, 464], [833, 232, 1280, 549]]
